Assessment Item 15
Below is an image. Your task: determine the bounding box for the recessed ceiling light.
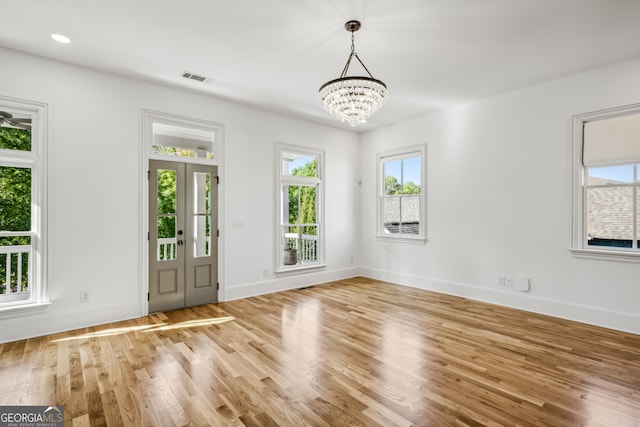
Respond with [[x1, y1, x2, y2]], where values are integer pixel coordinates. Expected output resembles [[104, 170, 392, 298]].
[[51, 34, 71, 44]]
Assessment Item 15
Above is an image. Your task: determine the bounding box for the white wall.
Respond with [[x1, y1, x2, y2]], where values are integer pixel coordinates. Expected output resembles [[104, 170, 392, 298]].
[[2, 44, 639, 343], [360, 57, 640, 334], [0, 47, 360, 343]]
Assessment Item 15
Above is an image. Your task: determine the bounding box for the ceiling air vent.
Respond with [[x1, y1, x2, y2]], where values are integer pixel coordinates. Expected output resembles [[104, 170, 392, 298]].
[[182, 72, 208, 82]]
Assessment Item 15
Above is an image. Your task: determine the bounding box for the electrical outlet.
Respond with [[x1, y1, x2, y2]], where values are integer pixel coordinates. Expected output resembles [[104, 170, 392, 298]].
[[505, 277, 513, 287], [498, 276, 505, 286], [350, 257, 354, 265], [80, 290, 89, 303], [262, 268, 269, 276]]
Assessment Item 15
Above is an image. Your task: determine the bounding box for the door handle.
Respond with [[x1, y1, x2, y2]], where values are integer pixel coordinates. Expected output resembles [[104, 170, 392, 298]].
[[177, 240, 184, 246]]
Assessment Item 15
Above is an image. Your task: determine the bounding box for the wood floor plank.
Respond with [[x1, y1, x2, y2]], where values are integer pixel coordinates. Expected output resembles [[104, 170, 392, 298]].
[[1, 277, 639, 426]]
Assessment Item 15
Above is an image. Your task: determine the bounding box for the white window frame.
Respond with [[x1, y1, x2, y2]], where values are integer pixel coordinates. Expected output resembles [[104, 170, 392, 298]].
[[376, 145, 427, 244], [143, 109, 222, 166], [0, 96, 49, 316], [276, 143, 325, 274], [571, 103, 640, 262]]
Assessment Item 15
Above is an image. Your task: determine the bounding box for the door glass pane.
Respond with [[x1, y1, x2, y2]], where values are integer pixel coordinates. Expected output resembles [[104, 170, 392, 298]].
[[156, 168, 177, 261], [586, 186, 633, 247], [157, 169, 177, 214], [193, 172, 210, 214], [0, 118, 32, 151], [193, 214, 210, 258], [193, 171, 211, 258], [157, 216, 176, 260]]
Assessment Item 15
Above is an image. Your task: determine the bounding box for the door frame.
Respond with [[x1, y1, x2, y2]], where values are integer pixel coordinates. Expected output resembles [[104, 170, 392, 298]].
[[140, 109, 225, 316]]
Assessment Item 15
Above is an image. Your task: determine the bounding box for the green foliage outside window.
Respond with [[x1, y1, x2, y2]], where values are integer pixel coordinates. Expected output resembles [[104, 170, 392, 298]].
[[385, 175, 420, 195], [288, 159, 317, 236], [0, 128, 32, 294], [0, 127, 31, 151], [155, 169, 211, 243], [157, 169, 177, 240]]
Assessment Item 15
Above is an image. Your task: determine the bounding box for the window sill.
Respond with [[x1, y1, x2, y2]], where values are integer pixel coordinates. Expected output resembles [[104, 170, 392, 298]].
[[0, 301, 51, 319], [376, 234, 427, 244], [275, 264, 327, 277], [570, 248, 640, 263]]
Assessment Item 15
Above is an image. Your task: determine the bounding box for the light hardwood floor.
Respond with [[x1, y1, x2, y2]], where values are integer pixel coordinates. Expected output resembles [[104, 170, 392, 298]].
[[1, 277, 639, 426]]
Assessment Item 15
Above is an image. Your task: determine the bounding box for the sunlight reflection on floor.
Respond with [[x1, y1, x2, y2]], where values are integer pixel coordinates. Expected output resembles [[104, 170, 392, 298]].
[[50, 317, 235, 342]]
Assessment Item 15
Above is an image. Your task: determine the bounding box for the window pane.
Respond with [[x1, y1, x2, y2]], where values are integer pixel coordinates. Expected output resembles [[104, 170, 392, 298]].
[[152, 122, 215, 160], [283, 152, 317, 177], [587, 165, 633, 185], [0, 236, 30, 296], [157, 169, 177, 214], [299, 225, 318, 263], [0, 121, 32, 151], [402, 157, 421, 194], [282, 225, 299, 250], [285, 185, 299, 225], [300, 185, 317, 224], [0, 166, 31, 231], [152, 145, 214, 160], [383, 197, 400, 234], [384, 160, 402, 195], [586, 186, 633, 247], [401, 195, 421, 235]]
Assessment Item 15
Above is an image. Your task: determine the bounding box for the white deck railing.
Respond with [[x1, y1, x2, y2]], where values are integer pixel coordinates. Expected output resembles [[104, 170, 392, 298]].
[[0, 244, 31, 295], [158, 238, 177, 260], [284, 232, 318, 263], [157, 236, 211, 261]]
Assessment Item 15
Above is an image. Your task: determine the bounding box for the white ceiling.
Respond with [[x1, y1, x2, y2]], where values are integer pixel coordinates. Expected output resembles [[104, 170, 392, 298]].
[[2, 0, 640, 132]]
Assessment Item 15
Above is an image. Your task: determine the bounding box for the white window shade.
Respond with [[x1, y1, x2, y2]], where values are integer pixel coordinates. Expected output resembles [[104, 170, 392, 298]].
[[583, 114, 640, 166]]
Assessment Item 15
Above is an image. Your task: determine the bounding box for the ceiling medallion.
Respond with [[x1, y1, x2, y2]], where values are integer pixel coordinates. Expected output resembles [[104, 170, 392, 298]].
[[319, 20, 388, 127]]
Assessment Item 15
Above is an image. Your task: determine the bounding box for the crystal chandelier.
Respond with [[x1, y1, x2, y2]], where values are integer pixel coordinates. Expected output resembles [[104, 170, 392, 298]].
[[319, 20, 388, 127]]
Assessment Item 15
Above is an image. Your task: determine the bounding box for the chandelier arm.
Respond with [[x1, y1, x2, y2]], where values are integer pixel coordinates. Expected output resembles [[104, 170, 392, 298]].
[[352, 53, 375, 79], [339, 52, 356, 79]]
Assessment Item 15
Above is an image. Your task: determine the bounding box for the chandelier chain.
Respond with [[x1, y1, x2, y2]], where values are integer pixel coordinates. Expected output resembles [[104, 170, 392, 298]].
[[351, 31, 355, 54], [339, 27, 374, 79]]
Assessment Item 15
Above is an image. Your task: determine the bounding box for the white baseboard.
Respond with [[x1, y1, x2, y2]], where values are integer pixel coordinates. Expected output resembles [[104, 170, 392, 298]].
[[223, 267, 361, 301], [360, 267, 640, 335], [0, 303, 139, 344]]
